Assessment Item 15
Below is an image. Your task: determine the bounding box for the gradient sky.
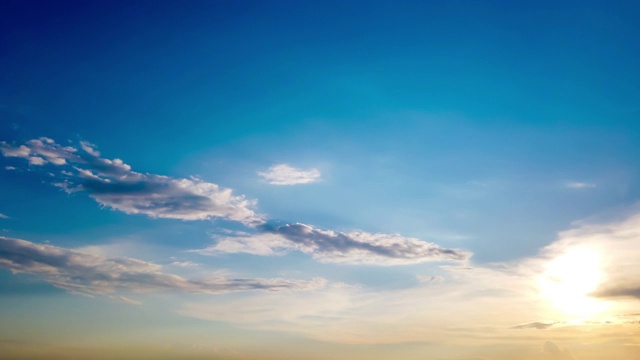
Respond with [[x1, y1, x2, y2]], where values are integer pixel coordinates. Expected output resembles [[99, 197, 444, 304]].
[[1, 1, 640, 359]]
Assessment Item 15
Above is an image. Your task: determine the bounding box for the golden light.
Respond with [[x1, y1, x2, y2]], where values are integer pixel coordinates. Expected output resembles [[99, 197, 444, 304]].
[[538, 246, 608, 317]]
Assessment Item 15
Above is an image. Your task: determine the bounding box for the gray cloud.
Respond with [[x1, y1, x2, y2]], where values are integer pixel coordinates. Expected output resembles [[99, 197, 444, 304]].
[[196, 222, 470, 265], [0, 236, 325, 298], [511, 321, 558, 330], [592, 285, 640, 300], [1, 138, 261, 225]]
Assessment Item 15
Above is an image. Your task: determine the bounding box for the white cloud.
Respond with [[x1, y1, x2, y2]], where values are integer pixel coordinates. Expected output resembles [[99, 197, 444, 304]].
[[183, 210, 640, 345], [0, 236, 325, 299], [0, 213, 8, 219], [4, 166, 16, 170], [0, 138, 263, 225], [565, 181, 596, 189], [194, 222, 470, 265], [258, 164, 321, 185], [170, 261, 200, 267], [1, 138, 79, 165]]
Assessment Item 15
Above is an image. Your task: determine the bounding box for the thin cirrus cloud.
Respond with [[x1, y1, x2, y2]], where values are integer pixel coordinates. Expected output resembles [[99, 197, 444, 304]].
[[193, 222, 471, 265], [0, 138, 262, 225], [0, 236, 325, 299], [565, 181, 596, 189], [258, 163, 321, 185]]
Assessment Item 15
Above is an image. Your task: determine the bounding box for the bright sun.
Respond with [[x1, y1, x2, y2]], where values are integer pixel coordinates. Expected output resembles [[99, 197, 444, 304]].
[[538, 247, 608, 317]]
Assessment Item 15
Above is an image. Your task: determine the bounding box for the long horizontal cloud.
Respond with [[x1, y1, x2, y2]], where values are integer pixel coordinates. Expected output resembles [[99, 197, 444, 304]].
[[0, 236, 325, 297], [195, 222, 470, 265], [258, 163, 321, 185], [1, 138, 261, 225]]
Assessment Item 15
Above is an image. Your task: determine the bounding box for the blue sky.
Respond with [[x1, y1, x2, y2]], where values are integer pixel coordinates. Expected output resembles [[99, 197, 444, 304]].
[[1, 1, 640, 359]]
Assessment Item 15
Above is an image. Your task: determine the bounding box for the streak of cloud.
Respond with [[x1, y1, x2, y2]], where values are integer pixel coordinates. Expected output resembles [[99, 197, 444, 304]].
[[0, 236, 325, 299], [258, 164, 321, 185]]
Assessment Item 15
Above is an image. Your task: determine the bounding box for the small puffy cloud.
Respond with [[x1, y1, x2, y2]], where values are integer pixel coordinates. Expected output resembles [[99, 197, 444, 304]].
[[0, 213, 8, 219], [258, 164, 321, 185], [194, 222, 470, 265], [0, 236, 325, 298], [4, 166, 16, 170], [565, 181, 596, 189], [1, 137, 79, 165], [0, 138, 262, 225]]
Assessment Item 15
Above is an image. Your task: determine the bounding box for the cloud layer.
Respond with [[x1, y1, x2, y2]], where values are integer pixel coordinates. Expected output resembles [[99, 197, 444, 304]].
[[195, 222, 470, 265], [258, 164, 321, 185], [0, 236, 324, 298], [1, 138, 261, 225]]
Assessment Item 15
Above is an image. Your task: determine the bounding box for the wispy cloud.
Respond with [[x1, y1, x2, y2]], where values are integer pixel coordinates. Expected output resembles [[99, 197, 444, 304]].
[[565, 181, 596, 189], [194, 222, 470, 265], [258, 164, 321, 185], [183, 210, 640, 344], [416, 275, 444, 283], [0, 138, 262, 225], [511, 321, 559, 330], [0, 213, 8, 219], [0, 236, 325, 299]]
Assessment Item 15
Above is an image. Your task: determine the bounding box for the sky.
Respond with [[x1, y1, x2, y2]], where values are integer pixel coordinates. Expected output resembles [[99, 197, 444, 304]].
[[1, 1, 640, 359]]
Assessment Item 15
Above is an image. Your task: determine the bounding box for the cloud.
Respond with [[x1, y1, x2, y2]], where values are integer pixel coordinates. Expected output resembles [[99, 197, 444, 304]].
[[511, 321, 558, 330], [0, 138, 262, 225], [258, 164, 321, 185], [416, 275, 445, 283], [535, 212, 640, 303], [170, 261, 200, 267], [183, 210, 640, 345], [0, 236, 325, 299], [565, 181, 596, 189], [541, 341, 575, 360], [1, 137, 79, 166], [194, 222, 471, 265], [0, 213, 8, 219]]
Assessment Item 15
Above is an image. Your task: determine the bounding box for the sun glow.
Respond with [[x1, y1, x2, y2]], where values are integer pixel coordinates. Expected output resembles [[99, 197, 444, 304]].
[[538, 247, 608, 317]]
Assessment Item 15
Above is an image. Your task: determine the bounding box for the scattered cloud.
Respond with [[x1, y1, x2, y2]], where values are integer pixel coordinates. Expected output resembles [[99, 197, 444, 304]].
[[258, 164, 321, 185], [0, 236, 325, 299], [184, 210, 640, 344], [565, 181, 596, 189], [0, 138, 262, 225], [0, 213, 7, 219], [4, 166, 15, 171], [194, 222, 471, 265]]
